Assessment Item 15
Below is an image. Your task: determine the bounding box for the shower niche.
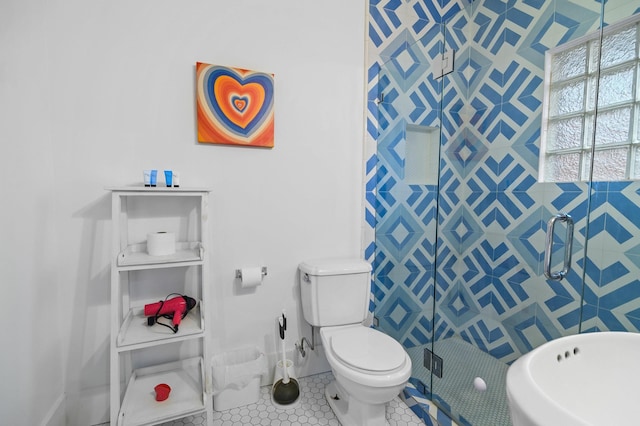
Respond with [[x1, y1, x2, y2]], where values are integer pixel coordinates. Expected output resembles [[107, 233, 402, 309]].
[[404, 124, 439, 185]]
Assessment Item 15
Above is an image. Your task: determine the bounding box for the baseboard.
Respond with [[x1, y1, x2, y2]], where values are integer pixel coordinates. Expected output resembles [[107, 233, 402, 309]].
[[40, 393, 66, 426]]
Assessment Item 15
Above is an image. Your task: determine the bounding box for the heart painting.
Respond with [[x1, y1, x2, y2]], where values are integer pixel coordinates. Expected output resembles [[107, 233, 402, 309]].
[[196, 63, 275, 148]]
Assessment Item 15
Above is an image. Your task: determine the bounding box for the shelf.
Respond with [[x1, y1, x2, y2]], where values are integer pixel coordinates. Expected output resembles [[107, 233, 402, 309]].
[[107, 186, 212, 194], [110, 186, 212, 425], [117, 302, 205, 351], [117, 242, 204, 270], [117, 357, 205, 426]]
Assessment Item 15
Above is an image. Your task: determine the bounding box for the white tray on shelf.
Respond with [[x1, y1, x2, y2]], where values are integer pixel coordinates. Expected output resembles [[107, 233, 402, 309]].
[[118, 357, 205, 426], [117, 302, 205, 351], [117, 242, 204, 268]]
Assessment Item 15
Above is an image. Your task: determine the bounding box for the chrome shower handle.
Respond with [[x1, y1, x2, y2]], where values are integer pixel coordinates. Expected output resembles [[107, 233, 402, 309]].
[[544, 213, 574, 281]]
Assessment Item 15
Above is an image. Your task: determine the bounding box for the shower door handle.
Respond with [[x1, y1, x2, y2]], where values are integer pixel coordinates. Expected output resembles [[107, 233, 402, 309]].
[[544, 213, 574, 281]]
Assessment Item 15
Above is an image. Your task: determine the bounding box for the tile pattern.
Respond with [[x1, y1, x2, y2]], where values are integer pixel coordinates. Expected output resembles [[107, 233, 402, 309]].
[[369, 0, 640, 360], [365, 0, 640, 424], [155, 372, 424, 426]]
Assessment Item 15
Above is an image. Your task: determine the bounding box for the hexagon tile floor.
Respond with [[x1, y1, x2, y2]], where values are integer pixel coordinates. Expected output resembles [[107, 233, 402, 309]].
[[158, 372, 425, 426]]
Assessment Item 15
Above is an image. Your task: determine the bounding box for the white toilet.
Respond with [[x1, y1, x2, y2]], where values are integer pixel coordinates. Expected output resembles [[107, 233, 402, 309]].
[[299, 258, 412, 426]]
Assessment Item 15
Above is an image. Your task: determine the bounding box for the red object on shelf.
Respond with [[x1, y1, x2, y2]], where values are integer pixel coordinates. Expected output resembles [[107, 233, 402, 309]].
[[144, 295, 196, 332], [154, 383, 171, 401]]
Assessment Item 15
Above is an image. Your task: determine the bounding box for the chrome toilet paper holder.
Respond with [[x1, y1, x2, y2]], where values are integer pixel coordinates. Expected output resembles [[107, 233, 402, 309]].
[[235, 267, 268, 279]]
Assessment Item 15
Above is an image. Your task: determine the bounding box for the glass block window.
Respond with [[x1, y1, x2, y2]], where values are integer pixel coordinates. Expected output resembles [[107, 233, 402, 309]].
[[540, 14, 640, 182]]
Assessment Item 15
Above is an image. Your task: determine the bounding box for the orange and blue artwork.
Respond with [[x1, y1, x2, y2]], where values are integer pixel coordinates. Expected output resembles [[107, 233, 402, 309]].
[[196, 62, 275, 148]]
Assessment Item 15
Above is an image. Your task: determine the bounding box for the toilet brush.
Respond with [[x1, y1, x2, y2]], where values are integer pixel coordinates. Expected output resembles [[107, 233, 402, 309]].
[[272, 312, 300, 405]]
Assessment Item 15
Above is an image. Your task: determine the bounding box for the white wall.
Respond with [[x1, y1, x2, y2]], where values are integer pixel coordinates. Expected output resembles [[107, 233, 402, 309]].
[[0, 1, 367, 425], [1, 1, 66, 425]]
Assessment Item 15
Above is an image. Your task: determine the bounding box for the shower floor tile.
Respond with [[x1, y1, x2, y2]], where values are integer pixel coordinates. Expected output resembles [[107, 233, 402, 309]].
[[407, 338, 510, 426], [158, 371, 424, 425]]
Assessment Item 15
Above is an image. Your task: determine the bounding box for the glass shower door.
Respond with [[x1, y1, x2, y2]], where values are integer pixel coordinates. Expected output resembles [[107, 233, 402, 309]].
[[429, 0, 640, 424], [429, 1, 605, 424], [372, 18, 444, 411], [582, 0, 640, 333]]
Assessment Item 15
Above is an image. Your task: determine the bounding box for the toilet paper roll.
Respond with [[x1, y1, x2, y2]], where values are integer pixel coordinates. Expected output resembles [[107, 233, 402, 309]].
[[147, 232, 176, 256], [239, 267, 263, 288]]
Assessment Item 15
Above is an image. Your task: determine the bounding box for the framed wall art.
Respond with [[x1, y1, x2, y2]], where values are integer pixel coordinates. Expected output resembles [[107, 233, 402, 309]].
[[196, 62, 275, 148]]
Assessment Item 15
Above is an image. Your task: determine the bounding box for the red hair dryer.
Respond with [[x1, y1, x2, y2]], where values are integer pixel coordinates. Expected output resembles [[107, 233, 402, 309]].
[[144, 294, 197, 333]]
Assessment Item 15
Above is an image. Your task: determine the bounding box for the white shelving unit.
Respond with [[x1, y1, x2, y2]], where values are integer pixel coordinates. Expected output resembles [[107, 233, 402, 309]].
[[109, 187, 213, 426]]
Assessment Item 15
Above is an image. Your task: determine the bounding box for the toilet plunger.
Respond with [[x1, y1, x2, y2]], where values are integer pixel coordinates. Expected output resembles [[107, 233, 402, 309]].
[[272, 311, 300, 405]]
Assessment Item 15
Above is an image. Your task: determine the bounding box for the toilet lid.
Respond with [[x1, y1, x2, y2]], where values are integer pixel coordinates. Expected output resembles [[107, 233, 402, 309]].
[[330, 327, 406, 372]]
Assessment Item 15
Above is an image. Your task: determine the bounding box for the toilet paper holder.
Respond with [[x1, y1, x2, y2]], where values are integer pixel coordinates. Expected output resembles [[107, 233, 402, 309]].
[[235, 267, 268, 279]]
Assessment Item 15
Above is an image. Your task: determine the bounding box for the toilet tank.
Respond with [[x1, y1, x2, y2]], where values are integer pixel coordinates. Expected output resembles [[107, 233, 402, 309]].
[[299, 258, 372, 327]]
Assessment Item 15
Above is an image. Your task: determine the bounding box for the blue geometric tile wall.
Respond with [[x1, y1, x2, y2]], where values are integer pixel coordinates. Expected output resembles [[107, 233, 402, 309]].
[[366, 0, 640, 372]]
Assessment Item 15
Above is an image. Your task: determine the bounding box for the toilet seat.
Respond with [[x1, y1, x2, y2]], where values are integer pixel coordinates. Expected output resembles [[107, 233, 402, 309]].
[[329, 326, 407, 374]]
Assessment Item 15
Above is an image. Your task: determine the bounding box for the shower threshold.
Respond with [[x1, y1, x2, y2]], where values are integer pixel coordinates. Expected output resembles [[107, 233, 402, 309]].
[[406, 337, 512, 426]]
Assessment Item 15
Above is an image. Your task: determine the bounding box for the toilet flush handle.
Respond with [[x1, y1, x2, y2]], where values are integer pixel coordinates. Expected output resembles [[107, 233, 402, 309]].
[[303, 273, 311, 283]]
